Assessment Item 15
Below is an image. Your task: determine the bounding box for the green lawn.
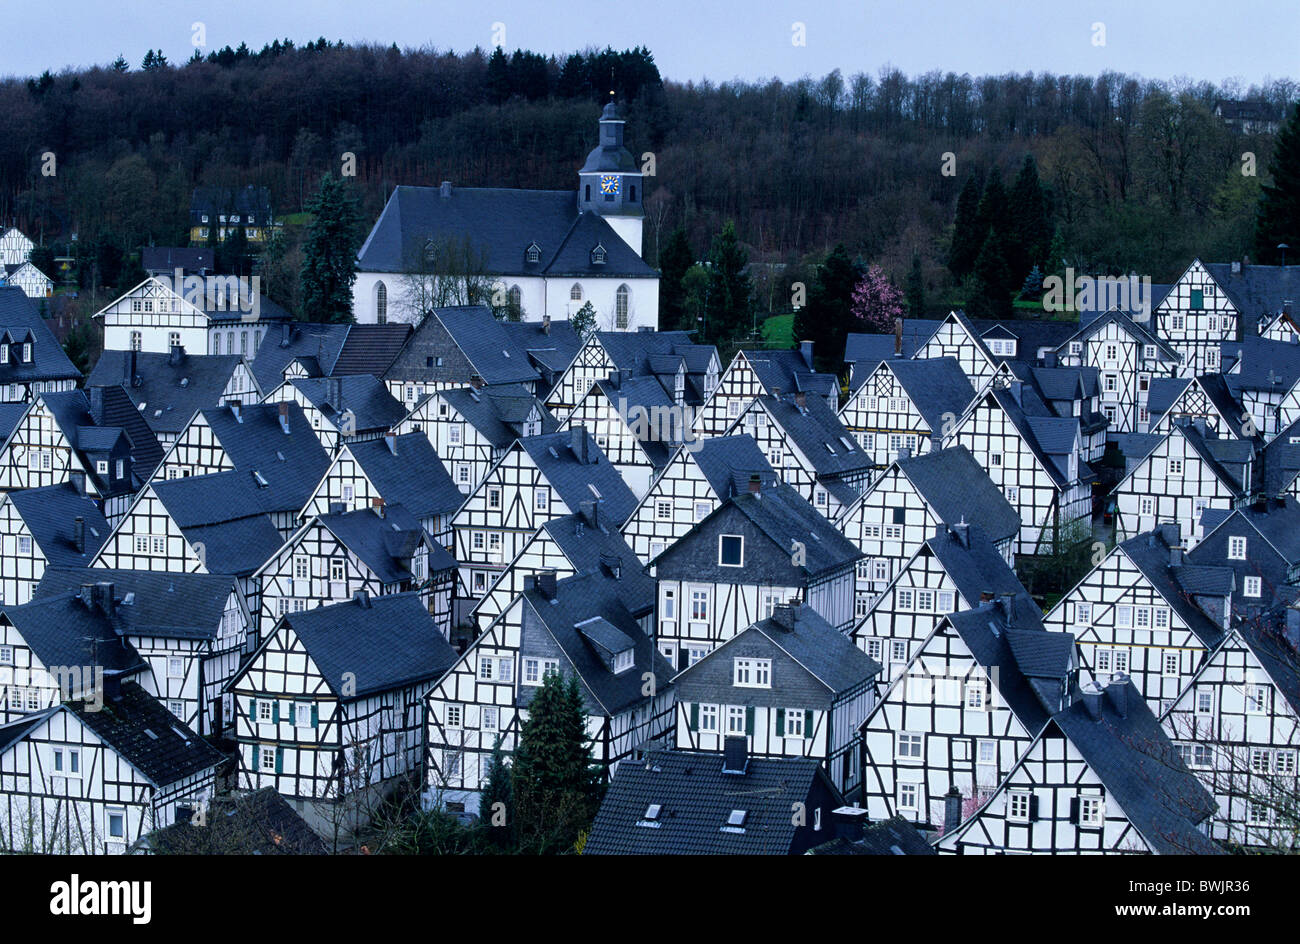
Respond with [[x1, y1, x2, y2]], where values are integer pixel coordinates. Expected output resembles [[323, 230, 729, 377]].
[[280, 212, 313, 225], [761, 313, 794, 348]]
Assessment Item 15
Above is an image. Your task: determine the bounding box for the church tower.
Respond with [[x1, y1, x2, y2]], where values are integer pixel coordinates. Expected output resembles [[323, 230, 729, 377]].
[[577, 101, 645, 256]]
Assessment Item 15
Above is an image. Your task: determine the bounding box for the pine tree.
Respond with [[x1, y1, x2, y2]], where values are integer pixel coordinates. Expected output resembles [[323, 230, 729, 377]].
[[905, 252, 925, 317], [479, 737, 514, 848], [1008, 155, 1051, 284], [657, 227, 694, 331], [110, 55, 129, 73], [794, 243, 859, 373], [571, 300, 597, 338], [703, 221, 752, 344], [299, 174, 362, 323], [947, 175, 983, 279], [486, 47, 511, 104], [511, 672, 603, 854], [967, 237, 1013, 319], [1255, 102, 1300, 265]]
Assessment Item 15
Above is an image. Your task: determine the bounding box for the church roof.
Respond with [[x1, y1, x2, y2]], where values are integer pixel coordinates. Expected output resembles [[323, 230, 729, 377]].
[[356, 186, 655, 278]]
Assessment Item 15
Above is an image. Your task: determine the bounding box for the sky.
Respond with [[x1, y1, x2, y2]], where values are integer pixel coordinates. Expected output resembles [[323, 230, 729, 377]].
[[1, 0, 1297, 86]]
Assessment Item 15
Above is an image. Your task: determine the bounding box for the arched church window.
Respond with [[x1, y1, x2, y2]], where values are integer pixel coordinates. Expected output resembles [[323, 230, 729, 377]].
[[508, 285, 523, 317], [376, 281, 388, 324], [615, 285, 630, 330], [570, 284, 583, 302]]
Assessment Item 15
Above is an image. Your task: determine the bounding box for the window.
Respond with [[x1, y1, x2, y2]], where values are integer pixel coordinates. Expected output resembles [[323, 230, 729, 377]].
[[295, 703, 313, 728], [687, 646, 709, 667], [891, 640, 908, 664], [1229, 537, 1247, 560], [965, 682, 986, 710], [472, 532, 485, 551], [522, 658, 558, 685], [1143, 344, 1156, 360], [1116, 606, 1133, 628], [1249, 803, 1270, 825], [977, 740, 996, 766], [0, 647, 10, 665], [257, 700, 273, 724], [1195, 690, 1214, 716], [1189, 288, 1204, 309], [734, 658, 771, 688], [690, 588, 709, 622], [445, 704, 463, 728], [1078, 796, 1104, 826], [456, 464, 471, 485], [1276, 750, 1297, 775], [482, 707, 499, 732], [661, 588, 676, 621], [1244, 576, 1261, 598], [655, 500, 672, 521], [898, 783, 919, 810], [614, 285, 630, 329], [1167, 459, 1183, 476], [1154, 608, 1169, 629], [784, 709, 805, 738], [1250, 748, 1271, 774], [570, 283, 583, 302], [1075, 602, 1092, 626], [896, 732, 923, 759], [718, 534, 743, 567], [17, 536, 31, 555], [725, 705, 746, 734], [487, 487, 501, 510], [1005, 486, 1019, 502], [699, 704, 719, 732], [260, 746, 277, 772], [448, 424, 461, 445], [479, 658, 494, 680], [1162, 652, 1179, 677], [1008, 791, 1031, 822], [897, 589, 914, 610], [694, 502, 711, 522], [1139, 497, 1154, 516], [1244, 683, 1268, 714], [167, 657, 184, 678], [130, 331, 142, 351], [96, 460, 109, 475]]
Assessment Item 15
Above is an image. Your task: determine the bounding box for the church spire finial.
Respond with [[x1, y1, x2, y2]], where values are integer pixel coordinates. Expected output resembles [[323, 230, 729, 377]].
[[609, 65, 615, 102]]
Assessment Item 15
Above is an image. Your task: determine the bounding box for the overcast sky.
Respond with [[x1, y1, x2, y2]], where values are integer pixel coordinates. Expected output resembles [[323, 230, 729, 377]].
[[2, 0, 1297, 86]]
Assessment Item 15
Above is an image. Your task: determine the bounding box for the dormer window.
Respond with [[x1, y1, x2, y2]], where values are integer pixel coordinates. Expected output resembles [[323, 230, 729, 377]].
[[201, 215, 209, 224], [525, 243, 541, 264], [231, 215, 240, 223], [0, 345, 7, 364], [591, 245, 607, 265], [613, 648, 634, 674], [22, 343, 31, 363]]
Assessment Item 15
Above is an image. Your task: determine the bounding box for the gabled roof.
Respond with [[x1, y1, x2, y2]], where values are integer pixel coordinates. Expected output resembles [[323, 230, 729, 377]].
[[922, 523, 1029, 605], [1120, 532, 1229, 649], [1262, 419, 1300, 497], [1145, 376, 1194, 421], [1175, 422, 1252, 496], [726, 483, 862, 576], [1074, 283, 1173, 328], [35, 567, 237, 641], [1050, 681, 1221, 855], [286, 374, 407, 434], [893, 446, 1021, 545], [1059, 307, 1178, 359], [44, 388, 166, 488], [688, 434, 778, 500], [439, 384, 557, 448], [150, 473, 286, 575], [517, 429, 638, 525], [69, 681, 223, 788], [196, 401, 331, 512], [0, 402, 26, 441], [389, 306, 543, 387], [808, 814, 937, 855], [265, 592, 457, 700], [334, 433, 462, 520], [1238, 621, 1300, 718], [844, 324, 941, 371], [356, 185, 655, 278], [585, 750, 835, 855], [498, 318, 584, 384], [1203, 262, 1300, 320], [88, 350, 250, 437], [1221, 334, 1300, 395], [143, 787, 327, 855], [988, 387, 1072, 488], [973, 319, 1081, 363], [6, 483, 109, 568], [316, 504, 428, 585], [754, 392, 874, 478], [596, 330, 709, 375], [251, 322, 412, 392], [140, 247, 213, 274], [593, 373, 677, 467], [741, 348, 838, 401], [542, 511, 654, 610], [0, 287, 81, 385], [0, 591, 146, 678]]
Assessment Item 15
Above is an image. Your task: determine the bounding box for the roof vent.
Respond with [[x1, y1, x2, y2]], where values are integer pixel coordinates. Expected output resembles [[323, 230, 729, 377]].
[[721, 736, 749, 775], [439, 180, 453, 198]]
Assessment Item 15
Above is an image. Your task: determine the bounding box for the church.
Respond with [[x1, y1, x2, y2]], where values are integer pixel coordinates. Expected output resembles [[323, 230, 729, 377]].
[[352, 102, 659, 330]]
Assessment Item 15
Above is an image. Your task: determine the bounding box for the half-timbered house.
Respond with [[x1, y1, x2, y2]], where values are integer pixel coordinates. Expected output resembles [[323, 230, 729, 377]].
[[230, 591, 457, 834], [693, 342, 838, 438], [911, 310, 1001, 391], [264, 375, 406, 453], [1145, 374, 1246, 441], [0, 483, 108, 606], [0, 288, 80, 403], [842, 320, 942, 389], [1222, 334, 1300, 441], [251, 321, 412, 395], [936, 675, 1221, 854], [1150, 259, 1244, 377], [559, 369, 677, 496], [673, 601, 880, 796]]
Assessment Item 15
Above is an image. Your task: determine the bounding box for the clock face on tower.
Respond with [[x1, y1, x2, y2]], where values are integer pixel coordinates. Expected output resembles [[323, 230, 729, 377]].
[[599, 175, 621, 196]]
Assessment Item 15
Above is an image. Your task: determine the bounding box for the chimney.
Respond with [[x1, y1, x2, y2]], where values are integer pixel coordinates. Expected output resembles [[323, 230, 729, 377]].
[[950, 520, 970, 548], [999, 592, 1016, 627], [372, 497, 385, 519], [569, 426, 589, 464], [771, 603, 797, 630], [93, 582, 115, 619], [578, 499, 598, 529], [897, 446, 911, 460], [168, 343, 183, 366], [439, 180, 453, 198], [278, 401, 290, 434], [128, 348, 138, 387], [943, 785, 963, 835], [600, 552, 622, 580], [352, 589, 372, 609], [73, 516, 85, 554], [385, 431, 397, 456], [794, 390, 806, 410], [536, 570, 557, 601], [1105, 673, 1129, 718], [469, 374, 485, 389], [748, 473, 761, 494], [1081, 682, 1103, 721], [542, 314, 551, 335], [799, 340, 814, 369], [1008, 380, 1023, 406], [280, 321, 291, 348], [607, 370, 621, 391], [979, 589, 993, 603], [329, 501, 346, 515], [230, 400, 242, 422], [894, 317, 904, 356], [832, 805, 869, 842], [1169, 545, 1182, 568], [69, 471, 85, 497]]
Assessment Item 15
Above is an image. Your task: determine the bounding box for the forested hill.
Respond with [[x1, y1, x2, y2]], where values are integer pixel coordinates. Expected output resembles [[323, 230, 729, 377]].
[[1, 39, 1294, 300]]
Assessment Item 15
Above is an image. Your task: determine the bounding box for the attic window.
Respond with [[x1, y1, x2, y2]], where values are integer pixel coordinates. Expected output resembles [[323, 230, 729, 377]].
[[588, 484, 603, 500], [824, 443, 837, 455], [252, 471, 269, 488], [526, 244, 541, 264], [144, 728, 159, 740], [591, 245, 607, 265], [644, 803, 661, 821], [721, 809, 748, 833]]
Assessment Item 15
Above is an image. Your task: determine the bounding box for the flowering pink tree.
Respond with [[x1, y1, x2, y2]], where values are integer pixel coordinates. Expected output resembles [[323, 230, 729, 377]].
[[850, 265, 906, 333]]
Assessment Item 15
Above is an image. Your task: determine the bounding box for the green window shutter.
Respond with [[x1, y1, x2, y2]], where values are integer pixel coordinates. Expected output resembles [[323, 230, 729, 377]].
[[287, 703, 296, 725], [775, 708, 785, 737], [275, 747, 284, 774], [745, 706, 755, 736], [272, 701, 280, 723], [689, 703, 699, 731], [804, 710, 814, 738], [248, 698, 256, 719], [311, 704, 319, 728]]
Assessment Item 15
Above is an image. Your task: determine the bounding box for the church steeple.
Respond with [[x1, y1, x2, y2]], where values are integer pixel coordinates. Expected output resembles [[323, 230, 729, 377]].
[[577, 99, 644, 255]]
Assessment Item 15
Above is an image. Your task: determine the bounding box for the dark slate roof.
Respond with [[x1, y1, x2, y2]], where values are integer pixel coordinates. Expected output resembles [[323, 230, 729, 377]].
[[269, 591, 457, 699], [585, 750, 832, 855], [1145, 376, 1193, 421], [44, 388, 165, 489], [70, 681, 223, 787], [1120, 532, 1228, 649], [88, 350, 248, 437], [519, 567, 669, 716], [0, 591, 146, 678], [973, 319, 1081, 363], [519, 429, 638, 525], [0, 402, 26, 440], [317, 504, 428, 585], [338, 433, 462, 519], [439, 384, 557, 448], [251, 322, 412, 392], [597, 330, 705, 374], [689, 434, 778, 500], [35, 568, 236, 641], [728, 483, 862, 576], [895, 446, 1021, 544], [1239, 621, 1300, 718], [203, 290, 292, 325], [1051, 680, 1221, 855], [198, 401, 331, 512], [150, 473, 286, 575], [923, 523, 1029, 605], [844, 322, 942, 368], [1174, 564, 1235, 596], [1074, 283, 1173, 327], [7, 484, 109, 569], [1221, 334, 1300, 395], [1262, 419, 1300, 497], [1176, 423, 1252, 496], [594, 373, 676, 467], [190, 184, 271, 220], [1204, 262, 1300, 322], [1199, 497, 1300, 566], [807, 814, 937, 855], [990, 387, 1071, 488], [542, 511, 653, 609], [141, 246, 213, 274], [0, 711, 52, 755], [499, 318, 584, 388], [144, 787, 327, 855], [757, 393, 874, 478], [356, 185, 655, 278], [742, 348, 838, 401], [387, 306, 544, 387], [0, 287, 82, 385], [287, 374, 407, 434]]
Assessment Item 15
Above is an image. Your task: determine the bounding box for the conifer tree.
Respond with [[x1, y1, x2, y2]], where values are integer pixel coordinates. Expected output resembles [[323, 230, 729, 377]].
[[703, 221, 752, 344], [1255, 102, 1300, 265], [299, 174, 362, 323], [794, 243, 859, 372], [905, 252, 925, 317], [947, 175, 983, 279], [479, 737, 514, 848], [657, 227, 695, 331], [1008, 155, 1051, 282]]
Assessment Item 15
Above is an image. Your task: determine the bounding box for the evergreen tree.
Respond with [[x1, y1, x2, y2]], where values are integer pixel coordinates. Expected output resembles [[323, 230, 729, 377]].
[[511, 672, 603, 854], [62, 324, 93, 376], [947, 175, 983, 279], [657, 227, 694, 331], [702, 221, 752, 344], [682, 264, 709, 334], [1007, 155, 1051, 283], [299, 174, 362, 323], [486, 47, 511, 104], [110, 55, 129, 73], [905, 252, 925, 317], [794, 243, 859, 373], [571, 300, 597, 338], [479, 737, 514, 848], [1019, 264, 1045, 301], [1255, 102, 1300, 265], [967, 237, 1013, 319]]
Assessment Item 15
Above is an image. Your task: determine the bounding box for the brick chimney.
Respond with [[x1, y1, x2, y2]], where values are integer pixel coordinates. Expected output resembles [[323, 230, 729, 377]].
[[542, 314, 551, 335], [372, 497, 385, 519], [894, 317, 904, 356], [278, 401, 290, 435], [73, 516, 85, 554], [385, 431, 397, 456]]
